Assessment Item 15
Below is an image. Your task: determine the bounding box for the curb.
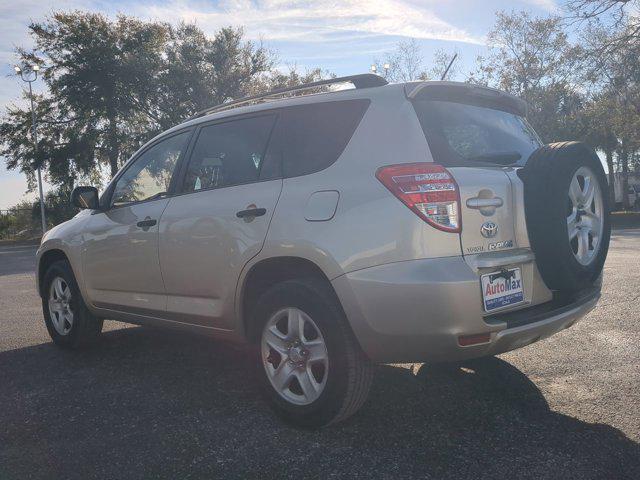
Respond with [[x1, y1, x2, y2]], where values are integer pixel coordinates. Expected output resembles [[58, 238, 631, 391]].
[[0, 238, 41, 247], [611, 212, 640, 230]]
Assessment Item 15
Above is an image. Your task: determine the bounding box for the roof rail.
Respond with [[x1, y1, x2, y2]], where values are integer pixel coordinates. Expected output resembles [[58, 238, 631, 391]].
[[189, 73, 388, 120]]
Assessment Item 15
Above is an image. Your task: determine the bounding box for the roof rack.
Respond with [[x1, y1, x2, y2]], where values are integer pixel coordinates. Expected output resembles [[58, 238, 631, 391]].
[[189, 73, 388, 120]]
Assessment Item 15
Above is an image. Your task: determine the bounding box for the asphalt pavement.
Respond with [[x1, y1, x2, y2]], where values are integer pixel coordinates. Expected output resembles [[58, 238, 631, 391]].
[[0, 233, 639, 479]]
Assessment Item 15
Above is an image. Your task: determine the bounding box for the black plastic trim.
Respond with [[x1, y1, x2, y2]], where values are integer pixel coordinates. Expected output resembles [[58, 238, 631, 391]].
[[485, 284, 601, 329], [190, 73, 387, 119]]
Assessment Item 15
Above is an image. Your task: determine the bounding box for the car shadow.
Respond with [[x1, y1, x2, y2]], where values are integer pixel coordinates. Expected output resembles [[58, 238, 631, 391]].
[[0, 325, 638, 480]]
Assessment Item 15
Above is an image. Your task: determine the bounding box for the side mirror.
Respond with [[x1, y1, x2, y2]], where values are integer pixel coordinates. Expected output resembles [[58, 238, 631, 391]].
[[71, 186, 100, 210]]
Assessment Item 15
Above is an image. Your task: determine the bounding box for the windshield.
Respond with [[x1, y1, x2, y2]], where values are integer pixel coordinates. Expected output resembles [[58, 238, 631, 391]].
[[413, 100, 542, 167]]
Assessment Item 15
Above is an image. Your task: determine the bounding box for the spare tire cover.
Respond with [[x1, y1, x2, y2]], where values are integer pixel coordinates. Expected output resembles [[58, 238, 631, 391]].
[[519, 142, 611, 292]]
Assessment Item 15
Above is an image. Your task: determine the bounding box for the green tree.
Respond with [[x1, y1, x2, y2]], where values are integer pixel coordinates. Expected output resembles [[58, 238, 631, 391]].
[[381, 39, 428, 82], [374, 40, 459, 82], [567, 0, 640, 56], [0, 200, 40, 240], [580, 92, 619, 205], [581, 19, 640, 208], [142, 23, 273, 129], [470, 11, 585, 143], [39, 187, 79, 227], [31, 12, 168, 177], [1, 12, 274, 192], [565, 1, 640, 209], [256, 66, 328, 91]]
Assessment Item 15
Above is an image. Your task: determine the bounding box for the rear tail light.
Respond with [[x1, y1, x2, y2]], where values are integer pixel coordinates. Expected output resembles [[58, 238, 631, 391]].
[[375, 163, 461, 233]]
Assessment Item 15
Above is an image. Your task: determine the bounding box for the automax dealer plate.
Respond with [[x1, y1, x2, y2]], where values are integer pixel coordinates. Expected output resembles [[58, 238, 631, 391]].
[[481, 268, 524, 312]]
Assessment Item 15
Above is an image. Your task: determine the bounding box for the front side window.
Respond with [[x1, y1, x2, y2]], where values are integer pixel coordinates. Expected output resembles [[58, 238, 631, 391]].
[[111, 131, 190, 206], [182, 114, 276, 193]]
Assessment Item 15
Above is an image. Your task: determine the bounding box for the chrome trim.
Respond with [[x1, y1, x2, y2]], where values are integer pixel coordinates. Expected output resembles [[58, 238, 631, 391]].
[[467, 197, 504, 209], [470, 248, 535, 269]]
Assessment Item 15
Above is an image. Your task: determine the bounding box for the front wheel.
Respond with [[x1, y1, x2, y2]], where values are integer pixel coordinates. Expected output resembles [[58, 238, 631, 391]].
[[42, 260, 103, 349], [253, 278, 373, 428]]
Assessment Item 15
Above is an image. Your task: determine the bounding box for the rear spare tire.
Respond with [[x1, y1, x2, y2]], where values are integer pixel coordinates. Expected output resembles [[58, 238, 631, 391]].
[[519, 142, 610, 292]]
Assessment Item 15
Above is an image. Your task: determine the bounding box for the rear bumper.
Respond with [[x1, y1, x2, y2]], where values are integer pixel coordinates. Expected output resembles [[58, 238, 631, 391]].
[[332, 257, 600, 363], [483, 286, 599, 357]]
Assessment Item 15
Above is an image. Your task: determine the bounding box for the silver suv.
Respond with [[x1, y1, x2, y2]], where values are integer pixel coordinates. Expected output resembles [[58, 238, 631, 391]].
[[36, 74, 610, 427]]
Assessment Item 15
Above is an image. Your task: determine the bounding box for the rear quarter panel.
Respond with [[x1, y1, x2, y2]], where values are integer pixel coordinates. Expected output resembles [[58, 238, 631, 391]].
[[248, 85, 462, 282]]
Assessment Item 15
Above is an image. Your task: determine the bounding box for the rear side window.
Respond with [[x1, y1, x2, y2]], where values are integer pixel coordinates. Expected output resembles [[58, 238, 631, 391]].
[[182, 114, 276, 192], [271, 99, 370, 178], [413, 100, 541, 167]]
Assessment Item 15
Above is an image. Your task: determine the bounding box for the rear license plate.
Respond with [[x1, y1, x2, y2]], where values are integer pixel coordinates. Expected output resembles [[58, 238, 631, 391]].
[[481, 268, 524, 312]]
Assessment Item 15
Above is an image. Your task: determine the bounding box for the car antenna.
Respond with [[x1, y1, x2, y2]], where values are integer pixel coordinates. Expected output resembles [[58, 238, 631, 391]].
[[440, 53, 458, 81]]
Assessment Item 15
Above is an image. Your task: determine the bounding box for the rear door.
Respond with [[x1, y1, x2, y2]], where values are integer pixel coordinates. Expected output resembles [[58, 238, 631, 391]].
[[409, 85, 553, 312], [449, 166, 516, 255], [410, 91, 541, 256], [158, 113, 280, 329]]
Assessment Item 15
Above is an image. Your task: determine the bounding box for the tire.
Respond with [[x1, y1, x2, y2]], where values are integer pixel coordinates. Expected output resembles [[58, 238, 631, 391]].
[[251, 278, 373, 428], [42, 259, 103, 349], [519, 142, 611, 291]]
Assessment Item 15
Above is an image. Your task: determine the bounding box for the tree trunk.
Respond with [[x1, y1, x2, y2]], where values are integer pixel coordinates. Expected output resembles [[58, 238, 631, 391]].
[[107, 116, 119, 178], [605, 147, 615, 207], [620, 146, 631, 210], [108, 154, 119, 178]]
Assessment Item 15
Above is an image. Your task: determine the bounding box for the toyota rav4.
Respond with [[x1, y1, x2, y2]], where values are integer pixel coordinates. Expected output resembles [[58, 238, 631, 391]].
[[36, 74, 611, 427]]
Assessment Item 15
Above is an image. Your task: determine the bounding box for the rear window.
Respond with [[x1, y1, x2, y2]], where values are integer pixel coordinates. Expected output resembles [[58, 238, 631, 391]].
[[270, 99, 370, 178], [413, 100, 541, 167]]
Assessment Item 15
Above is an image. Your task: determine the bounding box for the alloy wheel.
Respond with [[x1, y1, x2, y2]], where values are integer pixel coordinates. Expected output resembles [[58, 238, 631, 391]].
[[48, 277, 74, 335], [261, 307, 329, 405], [567, 166, 604, 266]]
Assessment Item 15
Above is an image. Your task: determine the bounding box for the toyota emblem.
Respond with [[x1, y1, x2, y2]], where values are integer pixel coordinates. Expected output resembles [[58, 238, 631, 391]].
[[481, 221, 498, 238]]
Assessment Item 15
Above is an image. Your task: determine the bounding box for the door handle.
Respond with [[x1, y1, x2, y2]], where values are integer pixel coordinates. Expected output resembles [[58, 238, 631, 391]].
[[466, 197, 504, 209], [236, 208, 266, 218], [136, 218, 157, 229]]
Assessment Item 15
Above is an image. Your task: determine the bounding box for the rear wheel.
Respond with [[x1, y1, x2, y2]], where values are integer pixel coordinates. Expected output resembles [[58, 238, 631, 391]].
[[42, 260, 103, 349], [252, 278, 373, 428], [262, 307, 330, 406]]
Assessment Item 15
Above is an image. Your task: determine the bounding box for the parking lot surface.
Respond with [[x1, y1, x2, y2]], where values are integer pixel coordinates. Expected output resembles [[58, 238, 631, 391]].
[[0, 232, 639, 479]]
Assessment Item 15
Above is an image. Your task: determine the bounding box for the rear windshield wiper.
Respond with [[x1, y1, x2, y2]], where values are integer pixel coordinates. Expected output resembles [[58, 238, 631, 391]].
[[467, 151, 522, 165]]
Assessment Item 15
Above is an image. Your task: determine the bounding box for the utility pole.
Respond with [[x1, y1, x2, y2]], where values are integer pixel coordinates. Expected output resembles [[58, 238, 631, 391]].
[[15, 64, 46, 234]]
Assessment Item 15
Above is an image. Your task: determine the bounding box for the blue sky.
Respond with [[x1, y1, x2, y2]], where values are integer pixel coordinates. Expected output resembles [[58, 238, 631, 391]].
[[0, 0, 559, 209]]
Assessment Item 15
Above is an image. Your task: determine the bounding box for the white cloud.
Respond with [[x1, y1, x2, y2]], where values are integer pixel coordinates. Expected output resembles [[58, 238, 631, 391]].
[[0, 0, 83, 63], [0, 0, 482, 110], [133, 0, 483, 44], [521, 0, 558, 12]]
